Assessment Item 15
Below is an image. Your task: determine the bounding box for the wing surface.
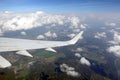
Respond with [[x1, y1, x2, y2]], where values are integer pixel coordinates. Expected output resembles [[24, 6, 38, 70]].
[[0, 31, 83, 52], [0, 31, 83, 68]]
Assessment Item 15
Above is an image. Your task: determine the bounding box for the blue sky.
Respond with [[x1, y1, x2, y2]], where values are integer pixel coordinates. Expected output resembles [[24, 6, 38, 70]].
[[0, 0, 120, 13]]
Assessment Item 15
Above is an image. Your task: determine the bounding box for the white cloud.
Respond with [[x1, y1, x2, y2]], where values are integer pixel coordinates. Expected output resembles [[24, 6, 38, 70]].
[[94, 32, 107, 39], [67, 33, 76, 38], [36, 35, 45, 39], [105, 22, 116, 27], [60, 64, 74, 72], [44, 31, 52, 37], [36, 11, 44, 14], [66, 70, 79, 77], [107, 30, 120, 57], [44, 31, 57, 38], [75, 53, 81, 58], [69, 17, 80, 29], [76, 48, 83, 52], [60, 63, 80, 77], [80, 24, 87, 29], [52, 33, 57, 38], [21, 31, 27, 36], [80, 57, 91, 66], [109, 31, 120, 45], [107, 45, 120, 57], [0, 11, 81, 33], [2, 14, 36, 31]]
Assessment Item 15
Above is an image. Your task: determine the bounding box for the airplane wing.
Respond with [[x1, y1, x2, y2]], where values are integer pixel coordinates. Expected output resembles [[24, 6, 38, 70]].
[[0, 31, 84, 68]]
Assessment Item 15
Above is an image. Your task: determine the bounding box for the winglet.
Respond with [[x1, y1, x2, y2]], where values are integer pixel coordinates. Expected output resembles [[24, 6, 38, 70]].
[[67, 31, 84, 45]]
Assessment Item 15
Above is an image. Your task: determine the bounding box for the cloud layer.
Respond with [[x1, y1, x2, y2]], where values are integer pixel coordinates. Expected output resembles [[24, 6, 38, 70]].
[[0, 11, 84, 34]]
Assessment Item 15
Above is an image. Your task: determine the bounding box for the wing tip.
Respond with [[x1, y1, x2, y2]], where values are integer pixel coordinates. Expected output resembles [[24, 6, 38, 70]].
[[68, 31, 84, 45]]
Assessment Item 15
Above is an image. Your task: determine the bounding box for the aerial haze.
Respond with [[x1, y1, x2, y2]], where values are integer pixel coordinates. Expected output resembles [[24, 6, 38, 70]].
[[0, 0, 120, 80]]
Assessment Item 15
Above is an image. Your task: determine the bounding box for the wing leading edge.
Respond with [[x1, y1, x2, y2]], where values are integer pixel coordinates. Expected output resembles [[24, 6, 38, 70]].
[[0, 31, 83, 52], [0, 31, 84, 68]]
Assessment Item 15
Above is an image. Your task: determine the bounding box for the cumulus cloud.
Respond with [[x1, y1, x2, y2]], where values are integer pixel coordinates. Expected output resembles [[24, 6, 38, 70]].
[[109, 31, 120, 45], [80, 24, 87, 29], [113, 32, 120, 44], [44, 31, 57, 38], [107, 45, 120, 57], [60, 63, 80, 77], [80, 57, 91, 66], [76, 48, 83, 52], [75, 53, 81, 58], [2, 15, 36, 31], [67, 33, 76, 38], [69, 17, 80, 29], [52, 33, 57, 38], [105, 22, 116, 27], [60, 64, 74, 72], [66, 71, 79, 77], [44, 31, 52, 37], [94, 32, 107, 39], [107, 30, 120, 57], [20, 31, 27, 36], [36, 35, 45, 39], [0, 11, 81, 34]]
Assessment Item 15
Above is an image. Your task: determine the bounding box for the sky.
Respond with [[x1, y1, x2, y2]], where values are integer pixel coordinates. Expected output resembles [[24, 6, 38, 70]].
[[0, 0, 120, 13]]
